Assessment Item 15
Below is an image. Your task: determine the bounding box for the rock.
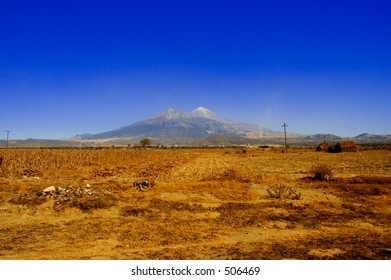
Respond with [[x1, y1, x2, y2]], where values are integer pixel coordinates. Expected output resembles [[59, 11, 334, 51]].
[[383, 248, 391, 255], [43, 186, 56, 193]]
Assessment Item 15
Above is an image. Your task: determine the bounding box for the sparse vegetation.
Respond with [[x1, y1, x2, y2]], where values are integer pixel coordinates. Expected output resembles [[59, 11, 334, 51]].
[[133, 179, 154, 191], [70, 196, 115, 212], [0, 147, 390, 260], [310, 163, 334, 181], [140, 138, 152, 148], [266, 184, 302, 200]]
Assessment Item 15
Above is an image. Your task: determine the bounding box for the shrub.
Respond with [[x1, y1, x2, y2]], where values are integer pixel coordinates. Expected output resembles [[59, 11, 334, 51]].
[[140, 138, 152, 148], [121, 206, 152, 217], [133, 179, 155, 191], [9, 193, 47, 206], [71, 197, 115, 212], [266, 184, 302, 200], [310, 164, 334, 181]]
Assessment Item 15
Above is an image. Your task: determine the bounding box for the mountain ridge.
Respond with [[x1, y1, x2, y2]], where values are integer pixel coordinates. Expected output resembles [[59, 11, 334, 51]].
[[69, 107, 391, 145], [75, 107, 278, 140]]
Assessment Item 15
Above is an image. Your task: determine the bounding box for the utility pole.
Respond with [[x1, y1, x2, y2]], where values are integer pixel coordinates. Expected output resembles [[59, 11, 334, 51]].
[[281, 123, 288, 152], [6, 130, 11, 149]]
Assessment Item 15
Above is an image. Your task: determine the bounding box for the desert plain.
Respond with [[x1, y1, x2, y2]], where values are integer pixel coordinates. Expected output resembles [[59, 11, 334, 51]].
[[0, 145, 390, 259]]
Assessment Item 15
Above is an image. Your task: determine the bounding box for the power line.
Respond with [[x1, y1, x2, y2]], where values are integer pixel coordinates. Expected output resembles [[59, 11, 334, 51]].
[[6, 130, 11, 149], [281, 123, 288, 152]]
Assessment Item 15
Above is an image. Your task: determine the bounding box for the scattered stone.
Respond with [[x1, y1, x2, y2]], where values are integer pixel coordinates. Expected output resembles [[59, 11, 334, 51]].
[[43, 186, 56, 193], [10, 184, 107, 210]]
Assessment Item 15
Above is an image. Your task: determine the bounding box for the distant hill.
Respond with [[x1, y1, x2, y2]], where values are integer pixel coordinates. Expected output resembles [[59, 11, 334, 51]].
[[353, 133, 391, 143], [3, 108, 390, 147], [190, 133, 391, 146], [301, 134, 342, 142], [3, 132, 391, 148], [74, 107, 279, 140]]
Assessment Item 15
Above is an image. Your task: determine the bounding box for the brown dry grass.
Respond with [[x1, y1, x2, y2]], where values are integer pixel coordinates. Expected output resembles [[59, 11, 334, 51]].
[[0, 147, 390, 259]]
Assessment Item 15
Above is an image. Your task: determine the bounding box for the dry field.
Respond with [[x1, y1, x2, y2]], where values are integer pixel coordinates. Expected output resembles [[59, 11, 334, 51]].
[[0, 146, 391, 260]]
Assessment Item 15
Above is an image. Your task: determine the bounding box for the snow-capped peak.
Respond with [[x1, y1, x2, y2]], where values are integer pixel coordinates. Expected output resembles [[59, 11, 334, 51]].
[[190, 107, 218, 119], [153, 106, 230, 122], [190, 107, 231, 123]]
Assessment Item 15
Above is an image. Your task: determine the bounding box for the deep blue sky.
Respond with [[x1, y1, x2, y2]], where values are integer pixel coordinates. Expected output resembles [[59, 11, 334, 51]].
[[1, 0, 390, 139]]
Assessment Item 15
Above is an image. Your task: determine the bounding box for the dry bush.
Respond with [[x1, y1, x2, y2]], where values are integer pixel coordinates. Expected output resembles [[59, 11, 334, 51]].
[[235, 149, 247, 154], [332, 177, 391, 198], [202, 169, 251, 183], [336, 176, 391, 185], [121, 206, 153, 217], [70, 197, 115, 212], [9, 192, 47, 206], [133, 179, 155, 191], [216, 202, 265, 228], [212, 229, 391, 260], [148, 199, 204, 213], [266, 184, 302, 200], [0, 148, 197, 180], [310, 164, 334, 181], [0, 156, 23, 178], [0, 149, 100, 178], [266, 184, 289, 199]]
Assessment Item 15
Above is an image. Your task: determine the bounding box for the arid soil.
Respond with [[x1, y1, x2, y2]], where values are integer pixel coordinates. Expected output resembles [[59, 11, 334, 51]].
[[0, 146, 390, 259]]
